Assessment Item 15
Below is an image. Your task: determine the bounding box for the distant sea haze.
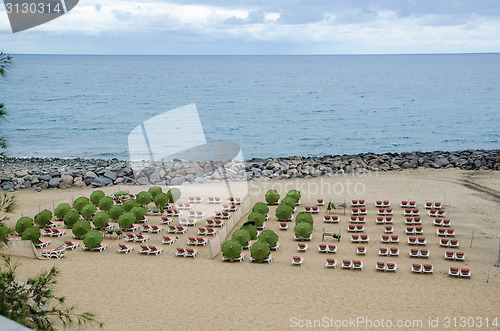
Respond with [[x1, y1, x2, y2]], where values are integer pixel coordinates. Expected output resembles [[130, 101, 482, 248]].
[[2, 54, 499, 160]]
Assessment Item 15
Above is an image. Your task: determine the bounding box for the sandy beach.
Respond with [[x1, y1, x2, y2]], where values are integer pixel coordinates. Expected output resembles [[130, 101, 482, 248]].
[[3, 168, 500, 330]]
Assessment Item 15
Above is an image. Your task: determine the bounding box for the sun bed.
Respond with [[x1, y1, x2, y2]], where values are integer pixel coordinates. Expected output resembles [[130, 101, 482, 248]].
[[376, 262, 386, 271], [185, 248, 198, 258], [270, 242, 280, 250], [318, 244, 328, 253], [356, 246, 366, 255], [326, 245, 337, 253], [139, 245, 151, 254], [250, 254, 272, 263], [160, 217, 173, 225], [317, 199, 324, 206], [294, 234, 312, 241], [352, 260, 363, 271], [386, 262, 397, 272], [176, 247, 187, 257], [63, 241, 79, 250], [134, 234, 149, 243], [297, 243, 308, 252], [448, 267, 460, 277], [117, 244, 134, 254], [390, 247, 399, 256], [460, 268, 471, 278], [34, 239, 51, 249], [324, 215, 339, 223], [291, 256, 303, 266], [423, 264, 433, 274], [341, 260, 352, 269], [41, 247, 67, 259], [378, 247, 388, 256], [325, 258, 337, 268], [82, 243, 107, 252], [279, 222, 288, 230], [146, 245, 163, 255], [222, 253, 245, 262], [161, 236, 176, 245]]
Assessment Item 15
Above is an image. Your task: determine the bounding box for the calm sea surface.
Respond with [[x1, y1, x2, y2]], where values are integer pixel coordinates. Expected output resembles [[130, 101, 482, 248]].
[[1, 54, 499, 160]]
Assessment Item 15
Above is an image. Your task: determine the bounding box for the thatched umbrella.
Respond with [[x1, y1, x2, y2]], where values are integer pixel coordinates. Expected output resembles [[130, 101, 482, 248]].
[[80, 204, 97, 220], [108, 205, 124, 221], [118, 212, 136, 229], [136, 191, 152, 206], [122, 199, 139, 212], [240, 224, 257, 240], [294, 222, 313, 238], [92, 212, 109, 229], [166, 188, 181, 203]]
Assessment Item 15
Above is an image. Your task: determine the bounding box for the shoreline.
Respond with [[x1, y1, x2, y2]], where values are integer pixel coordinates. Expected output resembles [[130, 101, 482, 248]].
[[0, 149, 498, 192]]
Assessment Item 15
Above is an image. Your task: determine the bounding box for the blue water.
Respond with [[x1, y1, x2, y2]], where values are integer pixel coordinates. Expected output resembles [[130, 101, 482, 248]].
[[1, 54, 499, 160]]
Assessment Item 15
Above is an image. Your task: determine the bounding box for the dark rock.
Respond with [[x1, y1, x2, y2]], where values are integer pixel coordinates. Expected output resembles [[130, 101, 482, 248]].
[[92, 176, 113, 187], [104, 170, 118, 181]]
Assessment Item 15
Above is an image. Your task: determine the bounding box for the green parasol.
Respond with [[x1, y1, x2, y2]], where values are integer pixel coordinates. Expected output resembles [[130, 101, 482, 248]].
[[73, 197, 90, 211], [250, 241, 271, 261], [108, 205, 124, 221], [258, 229, 279, 247], [80, 204, 97, 220], [118, 212, 136, 229], [265, 189, 280, 204], [0, 225, 9, 242], [54, 203, 71, 219], [63, 210, 80, 228], [275, 204, 293, 221], [122, 199, 139, 212], [153, 193, 169, 212], [92, 211, 109, 229], [21, 226, 40, 244], [240, 224, 258, 240], [114, 190, 128, 198], [221, 240, 243, 260], [130, 206, 147, 221], [166, 188, 181, 203], [15, 217, 33, 234], [294, 222, 313, 239], [231, 229, 251, 246], [285, 189, 301, 201], [148, 186, 163, 199], [247, 212, 265, 228], [136, 191, 153, 206], [280, 197, 297, 209], [83, 230, 103, 249], [90, 190, 105, 205], [34, 210, 52, 227], [252, 202, 269, 215], [72, 220, 91, 238], [295, 212, 313, 226], [98, 196, 114, 212]]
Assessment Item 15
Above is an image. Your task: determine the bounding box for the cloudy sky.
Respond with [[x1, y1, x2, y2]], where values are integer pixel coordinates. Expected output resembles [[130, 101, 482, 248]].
[[1, 0, 499, 54]]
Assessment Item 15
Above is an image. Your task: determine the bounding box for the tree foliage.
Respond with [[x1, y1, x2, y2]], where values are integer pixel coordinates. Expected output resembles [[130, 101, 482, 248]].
[[0, 52, 12, 155], [0, 256, 102, 330]]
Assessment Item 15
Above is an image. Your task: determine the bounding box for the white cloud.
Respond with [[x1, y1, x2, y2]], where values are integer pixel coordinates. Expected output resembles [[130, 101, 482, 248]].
[[0, 0, 499, 54]]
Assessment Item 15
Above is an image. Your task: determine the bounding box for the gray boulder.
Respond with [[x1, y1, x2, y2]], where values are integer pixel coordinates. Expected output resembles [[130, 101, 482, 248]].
[[92, 176, 113, 187], [103, 170, 117, 181], [48, 178, 62, 188]]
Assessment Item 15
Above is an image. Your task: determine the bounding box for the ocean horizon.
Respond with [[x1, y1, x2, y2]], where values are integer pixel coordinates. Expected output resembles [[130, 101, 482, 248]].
[[1, 53, 499, 160]]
